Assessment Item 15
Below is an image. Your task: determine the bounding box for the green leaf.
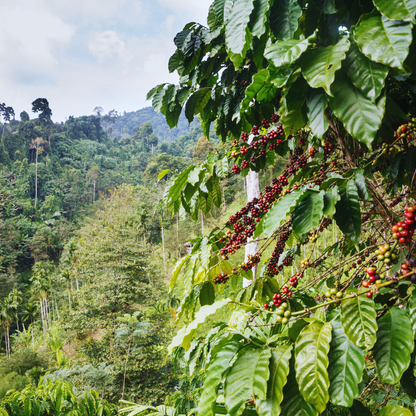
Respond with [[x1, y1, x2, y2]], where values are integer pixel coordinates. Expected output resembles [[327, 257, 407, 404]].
[[323, 186, 340, 217], [214, 0, 234, 25], [354, 14, 413, 70], [282, 359, 319, 416], [263, 188, 307, 238], [166, 166, 195, 213], [406, 289, 416, 338], [295, 320, 332, 413], [280, 76, 308, 135], [185, 88, 212, 123], [334, 180, 362, 242], [373, 0, 416, 22], [152, 88, 167, 113], [241, 69, 270, 112], [306, 88, 329, 139], [378, 405, 413, 416], [340, 287, 377, 349], [292, 191, 324, 237], [328, 316, 365, 407], [269, 0, 302, 40], [169, 255, 190, 291], [265, 39, 309, 68], [269, 65, 295, 88], [198, 336, 242, 416], [200, 281, 216, 306], [302, 37, 350, 96], [330, 71, 386, 150], [312, 0, 336, 14], [168, 49, 185, 73], [200, 192, 213, 215], [344, 40, 389, 102], [158, 169, 170, 181], [353, 168, 371, 201], [168, 299, 230, 353], [374, 307, 414, 384], [225, 0, 255, 68], [256, 345, 293, 416], [249, 0, 273, 38], [224, 347, 272, 416], [212, 181, 222, 207], [147, 83, 166, 101]]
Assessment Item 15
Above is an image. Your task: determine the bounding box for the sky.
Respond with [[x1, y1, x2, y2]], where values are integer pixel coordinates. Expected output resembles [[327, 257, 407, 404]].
[[0, 0, 213, 121]]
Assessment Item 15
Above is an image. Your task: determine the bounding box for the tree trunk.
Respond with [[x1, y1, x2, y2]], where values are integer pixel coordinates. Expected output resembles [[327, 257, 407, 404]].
[[35, 148, 38, 208], [161, 224, 167, 277], [244, 135, 260, 287]]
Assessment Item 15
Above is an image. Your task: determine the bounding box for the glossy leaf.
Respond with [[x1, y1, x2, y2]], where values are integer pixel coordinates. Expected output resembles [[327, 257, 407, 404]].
[[225, 347, 272, 416], [212, 181, 222, 207], [334, 180, 362, 242], [328, 316, 365, 407], [302, 37, 350, 96], [306, 88, 329, 139], [340, 287, 377, 349], [353, 168, 371, 201], [269, 0, 302, 40], [378, 405, 413, 416], [265, 39, 309, 68], [200, 281, 216, 306], [169, 256, 190, 292], [323, 186, 340, 217], [263, 188, 307, 237], [166, 166, 195, 213], [280, 76, 308, 135], [249, 0, 273, 38], [256, 345, 292, 416], [242, 69, 270, 112], [373, 0, 416, 22], [295, 320, 332, 413], [269, 65, 295, 88], [292, 191, 324, 236], [312, 0, 336, 14], [374, 307, 414, 384], [344, 41, 388, 102], [168, 299, 230, 353], [198, 336, 242, 416], [225, 0, 255, 68], [185, 88, 212, 123], [281, 360, 319, 416], [407, 289, 416, 338], [354, 14, 413, 70], [330, 71, 386, 150], [214, 0, 234, 24]]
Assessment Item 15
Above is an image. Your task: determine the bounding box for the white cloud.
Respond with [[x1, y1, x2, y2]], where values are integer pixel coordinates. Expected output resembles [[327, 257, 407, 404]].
[[88, 31, 126, 60], [0, 0, 216, 121]]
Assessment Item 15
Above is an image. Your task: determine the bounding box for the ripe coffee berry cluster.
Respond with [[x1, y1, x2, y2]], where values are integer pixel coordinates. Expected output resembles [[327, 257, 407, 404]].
[[402, 258, 416, 282], [396, 121, 416, 142], [392, 205, 416, 244], [213, 272, 229, 284], [362, 267, 384, 291]]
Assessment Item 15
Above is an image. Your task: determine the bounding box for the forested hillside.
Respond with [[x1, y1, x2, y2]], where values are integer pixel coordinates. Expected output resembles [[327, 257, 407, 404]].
[[0, 98, 241, 410], [101, 106, 200, 144]]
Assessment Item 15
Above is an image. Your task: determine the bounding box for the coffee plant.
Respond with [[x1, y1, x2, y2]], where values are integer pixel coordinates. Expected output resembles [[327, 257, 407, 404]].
[[147, 0, 416, 414]]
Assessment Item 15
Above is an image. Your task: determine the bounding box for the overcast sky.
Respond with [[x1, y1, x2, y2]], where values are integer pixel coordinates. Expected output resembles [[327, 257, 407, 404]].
[[0, 0, 212, 121]]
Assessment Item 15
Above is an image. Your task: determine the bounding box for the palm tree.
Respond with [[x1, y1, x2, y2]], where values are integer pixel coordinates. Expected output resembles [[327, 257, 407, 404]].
[[0, 297, 17, 359], [21, 302, 38, 349], [31, 261, 54, 344], [8, 289, 22, 331]]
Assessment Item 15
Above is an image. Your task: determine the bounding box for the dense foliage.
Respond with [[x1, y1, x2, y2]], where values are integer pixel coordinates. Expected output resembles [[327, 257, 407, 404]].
[[146, 0, 416, 415]]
